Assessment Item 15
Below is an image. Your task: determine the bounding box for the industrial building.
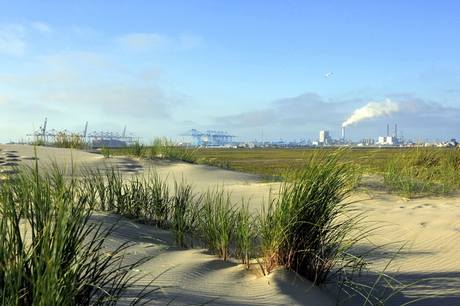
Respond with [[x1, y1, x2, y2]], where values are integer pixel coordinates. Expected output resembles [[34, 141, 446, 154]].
[[314, 124, 407, 147], [179, 129, 237, 146], [319, 130, 331, 145], [376, 124, 403, 146]]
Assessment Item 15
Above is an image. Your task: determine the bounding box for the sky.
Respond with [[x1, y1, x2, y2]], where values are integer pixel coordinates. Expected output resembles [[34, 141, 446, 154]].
[[1, 0, 459, 144]]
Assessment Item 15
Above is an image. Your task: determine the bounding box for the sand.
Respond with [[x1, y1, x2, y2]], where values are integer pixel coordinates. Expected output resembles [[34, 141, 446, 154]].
[[1, 144, 459, 305]]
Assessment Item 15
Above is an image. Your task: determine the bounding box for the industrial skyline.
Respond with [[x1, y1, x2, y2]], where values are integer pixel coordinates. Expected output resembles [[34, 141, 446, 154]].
[[15, 117, 454, 148], [1, 2, 459, 144]]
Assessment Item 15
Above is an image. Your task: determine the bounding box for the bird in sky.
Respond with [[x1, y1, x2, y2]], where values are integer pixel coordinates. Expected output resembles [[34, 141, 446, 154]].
[[325, 73, 333, 77]]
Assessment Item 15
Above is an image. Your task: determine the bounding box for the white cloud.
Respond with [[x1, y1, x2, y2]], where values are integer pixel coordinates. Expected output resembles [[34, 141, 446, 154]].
[[1, 52, 120, 89], [180, 32, 203, 50], [137, 67, 164, 82], [71, 26, 100, 37], [32, 21, 52, 34], [211, 92, 460, 142], [0, 24, 26, 56], [0, 38, 26, 56], [39, 81, 185, 120], [40, 52, 117, 77], [215, 93, 335, 127], [0, 93, 15, 106], [118, 32, 202, 51], [118, 33, 171, 51]]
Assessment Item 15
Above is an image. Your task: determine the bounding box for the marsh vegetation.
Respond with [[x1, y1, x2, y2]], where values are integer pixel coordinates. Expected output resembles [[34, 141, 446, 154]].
[[193, 146, 460, 198]]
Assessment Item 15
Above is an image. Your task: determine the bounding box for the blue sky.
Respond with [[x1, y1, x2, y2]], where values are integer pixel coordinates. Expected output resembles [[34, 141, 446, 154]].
[[1, 0, 459, 144]]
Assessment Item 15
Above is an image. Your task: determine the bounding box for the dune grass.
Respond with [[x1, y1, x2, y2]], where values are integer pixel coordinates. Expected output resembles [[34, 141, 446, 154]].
[[100, 138, 200, 163], [28, 131, 90, 149], [54, 131, 89, 149], [86, 147, 372, 286], [233, 202, 256, 269], [254, 148, 368, 284], [170, 180, 202, 248], [199, 189, 237, 261], [77, 147, 367, 285], [0, 159, 153, 305], [383, 146, 460, 198], [280, 149, 364, 284]]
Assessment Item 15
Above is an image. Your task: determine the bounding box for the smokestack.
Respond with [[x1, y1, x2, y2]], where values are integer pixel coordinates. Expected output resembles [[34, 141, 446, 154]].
[[395, 124, 397, 138], [342, 126, 345, 140], [387, 124, 389, 137]]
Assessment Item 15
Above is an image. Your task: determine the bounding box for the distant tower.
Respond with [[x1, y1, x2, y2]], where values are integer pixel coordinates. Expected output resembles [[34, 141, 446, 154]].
[[342, 126, 345, 140], [319, 130, 330, 144]]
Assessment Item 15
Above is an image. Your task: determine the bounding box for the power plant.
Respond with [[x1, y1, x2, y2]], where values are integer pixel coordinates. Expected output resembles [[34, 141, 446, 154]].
[[315, 123, 408, 147], [376, 124, 404, 145]]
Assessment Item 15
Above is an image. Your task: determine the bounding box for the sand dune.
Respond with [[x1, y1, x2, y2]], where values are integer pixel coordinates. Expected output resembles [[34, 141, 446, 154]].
[[1, 144, 459, 305]]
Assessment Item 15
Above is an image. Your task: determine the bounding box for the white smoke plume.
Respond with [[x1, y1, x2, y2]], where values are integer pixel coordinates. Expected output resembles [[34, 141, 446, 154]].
[[342, 98, 401, 127]]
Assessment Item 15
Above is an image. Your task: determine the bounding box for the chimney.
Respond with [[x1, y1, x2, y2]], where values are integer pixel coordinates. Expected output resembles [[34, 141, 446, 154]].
[[342, 126, 345, 140], [387, 124, 389, 137]]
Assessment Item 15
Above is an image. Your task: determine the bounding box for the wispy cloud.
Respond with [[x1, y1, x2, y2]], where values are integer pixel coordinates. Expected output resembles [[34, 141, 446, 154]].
[[40, 83, 179, 119], [0, 93, 16, 106], [0, 23, 26, 56], [31, 21, 52, 34], [118, 32, 202, 51], [71, 26, 99, 37], [118, 33, 172, 51], [180, 32, 203, 50], [213, 93, 344, 132], [443, 88, 460, 94], [216, 108, 277, 127], [0, 48, 187, 122]]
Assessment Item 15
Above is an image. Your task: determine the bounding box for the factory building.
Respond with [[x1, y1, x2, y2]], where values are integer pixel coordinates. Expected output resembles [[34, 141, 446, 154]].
[[377, 136, 398, 145], [319, 130, 331, 145], [360, 139, 375, 145], [377, 124, 402, 146]]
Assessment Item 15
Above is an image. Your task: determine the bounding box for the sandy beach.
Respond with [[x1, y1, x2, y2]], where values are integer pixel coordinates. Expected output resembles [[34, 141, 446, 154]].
[[1, 144, 459, 305]]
